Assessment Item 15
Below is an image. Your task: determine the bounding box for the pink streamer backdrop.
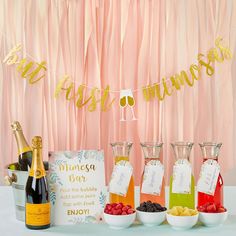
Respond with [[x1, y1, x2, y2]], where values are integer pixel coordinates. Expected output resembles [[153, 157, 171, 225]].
[[0, 0, 236, 184]]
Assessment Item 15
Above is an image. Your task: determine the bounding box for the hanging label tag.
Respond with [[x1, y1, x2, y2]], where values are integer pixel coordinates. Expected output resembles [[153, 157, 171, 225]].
[[197, 159, 220, 195], [109, 160, 133, 196], [141, 160, 164, 195], [172, 159, 192, 194]]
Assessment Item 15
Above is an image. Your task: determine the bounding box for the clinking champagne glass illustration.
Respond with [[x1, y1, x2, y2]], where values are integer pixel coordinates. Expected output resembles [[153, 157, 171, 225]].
[[119, 89, 137, 121]]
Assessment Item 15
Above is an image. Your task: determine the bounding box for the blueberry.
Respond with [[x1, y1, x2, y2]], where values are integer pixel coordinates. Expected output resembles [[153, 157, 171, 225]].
[[141, 207, 146, 211], [140, 202, 146, 207], [154, 203, 162, 209], [148, 208, 154, 212]]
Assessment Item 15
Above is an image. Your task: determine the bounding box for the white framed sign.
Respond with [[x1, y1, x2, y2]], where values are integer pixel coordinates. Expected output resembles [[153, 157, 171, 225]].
[[48, 150, 106, 225]]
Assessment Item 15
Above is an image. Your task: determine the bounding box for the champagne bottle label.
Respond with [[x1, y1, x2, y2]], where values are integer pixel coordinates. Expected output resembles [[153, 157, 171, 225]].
[[26, 203, 50, 226]]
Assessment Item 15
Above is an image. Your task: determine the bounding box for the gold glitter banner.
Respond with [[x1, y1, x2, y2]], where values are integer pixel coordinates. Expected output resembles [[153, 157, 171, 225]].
[[142, 37, 232, 102], [3, 37, 232, 112]]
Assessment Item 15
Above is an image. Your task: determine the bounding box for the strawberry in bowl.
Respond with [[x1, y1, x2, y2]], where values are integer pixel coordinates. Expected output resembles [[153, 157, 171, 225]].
[[197, 203, 228, 227], [103, 203, 136, 229]]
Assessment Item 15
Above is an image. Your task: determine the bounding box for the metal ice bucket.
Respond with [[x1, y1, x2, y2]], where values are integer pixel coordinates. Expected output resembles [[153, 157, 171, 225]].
[[5, 162, 48, 221]]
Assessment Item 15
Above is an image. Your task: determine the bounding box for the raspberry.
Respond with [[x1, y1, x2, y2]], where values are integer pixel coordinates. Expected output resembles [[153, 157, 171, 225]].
[[197, 205, 206, 212], [197, 203, 227, 213], [115, 204, 123, 209], [113, 210, 119, 215], [117, 209, 122, 214], [206, 203, 217, 213], [127, 209, 134, 214], [105, 203, 135, 215], [217, 207, 226, 213], [104, 209, 109, 213], [122, 206, 127, 212]]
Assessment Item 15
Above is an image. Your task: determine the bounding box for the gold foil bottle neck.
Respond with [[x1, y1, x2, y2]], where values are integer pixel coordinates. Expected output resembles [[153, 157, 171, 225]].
[[11, 121, 22, 131], [32, 136, 42, 149]]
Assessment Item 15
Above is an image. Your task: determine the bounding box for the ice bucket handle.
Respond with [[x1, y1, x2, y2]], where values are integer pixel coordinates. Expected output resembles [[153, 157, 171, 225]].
[[4, 173, 17, 186]]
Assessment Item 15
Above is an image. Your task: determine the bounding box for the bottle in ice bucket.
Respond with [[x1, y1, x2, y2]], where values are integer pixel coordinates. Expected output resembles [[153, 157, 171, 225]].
[[197, 142, 223, 207], [140, 142, 165, 206], [25, 136, 50, 229], [109, 142, 134, 208], [11, 121, 32, 171], [169, 142, 195, 209]]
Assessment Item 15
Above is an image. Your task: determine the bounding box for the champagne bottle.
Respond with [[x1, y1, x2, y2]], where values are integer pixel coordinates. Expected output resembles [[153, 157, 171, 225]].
[[25, 136, 50, 230], [8, 163, 21, 170], [11, 121, 32, 171]]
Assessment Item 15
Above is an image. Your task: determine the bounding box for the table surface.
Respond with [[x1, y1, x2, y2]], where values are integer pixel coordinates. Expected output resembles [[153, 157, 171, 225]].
[[1, 186, 236, 236]]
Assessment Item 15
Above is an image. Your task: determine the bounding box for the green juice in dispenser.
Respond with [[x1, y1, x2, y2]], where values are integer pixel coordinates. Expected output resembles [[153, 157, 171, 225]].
[[169, 142, 195, 209]]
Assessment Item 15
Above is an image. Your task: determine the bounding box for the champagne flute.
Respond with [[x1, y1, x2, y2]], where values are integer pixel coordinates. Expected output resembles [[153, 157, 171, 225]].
[[119, 89, 137, 121], [119, 91, 128, 121], [127, 95, 137, 120]]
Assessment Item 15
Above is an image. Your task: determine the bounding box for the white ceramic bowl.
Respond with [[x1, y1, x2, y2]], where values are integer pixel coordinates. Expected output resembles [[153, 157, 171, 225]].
[[136, 210, 167, 226], [199, 211, 228, 227], [166, 213, 199, 230], [103, 212, 136, 229]]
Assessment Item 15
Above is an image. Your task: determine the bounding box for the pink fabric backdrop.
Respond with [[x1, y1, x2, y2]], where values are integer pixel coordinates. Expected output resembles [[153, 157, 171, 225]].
[[0, 0, 236, 184]]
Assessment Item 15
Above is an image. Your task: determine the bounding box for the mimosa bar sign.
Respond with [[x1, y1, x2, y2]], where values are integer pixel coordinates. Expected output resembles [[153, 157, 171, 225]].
[[48, 151, 106, 225]]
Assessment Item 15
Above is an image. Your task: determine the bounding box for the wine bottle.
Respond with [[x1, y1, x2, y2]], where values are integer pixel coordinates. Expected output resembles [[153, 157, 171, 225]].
[[25, 136, 50, 230], [11, 121, 32, 171]]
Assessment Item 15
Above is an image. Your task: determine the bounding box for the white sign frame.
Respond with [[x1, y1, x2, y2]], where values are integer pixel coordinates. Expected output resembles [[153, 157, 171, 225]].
[[48, 150, 106, 225]]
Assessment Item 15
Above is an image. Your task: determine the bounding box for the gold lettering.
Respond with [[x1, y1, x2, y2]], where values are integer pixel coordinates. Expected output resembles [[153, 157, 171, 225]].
[[142, 84, 165, 101], [154, 83, 165, 101], [215, 37, 232, 60], [100, 86, 116, 111], [142, 86, 151, 101], [162, 77, 173, 96], [65, 82, 75, 100], [170, 73, 185, 90], [75, 85, 92, 108], [28, 61, 47, 84], [67, 209, 90, 215], [69, 174, 86, 183], [16, 58, 34, 78], [87, 87, 99, 112], [180, 71, 194, 87], [55, 78, 115, 111], [190, 64, 201, 81], [59, 164, 96, 172], [3, 44, 22, 65], [198, 54, 214, 76], [54, 75, 71, 97], [207, 48, 224, 63]]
